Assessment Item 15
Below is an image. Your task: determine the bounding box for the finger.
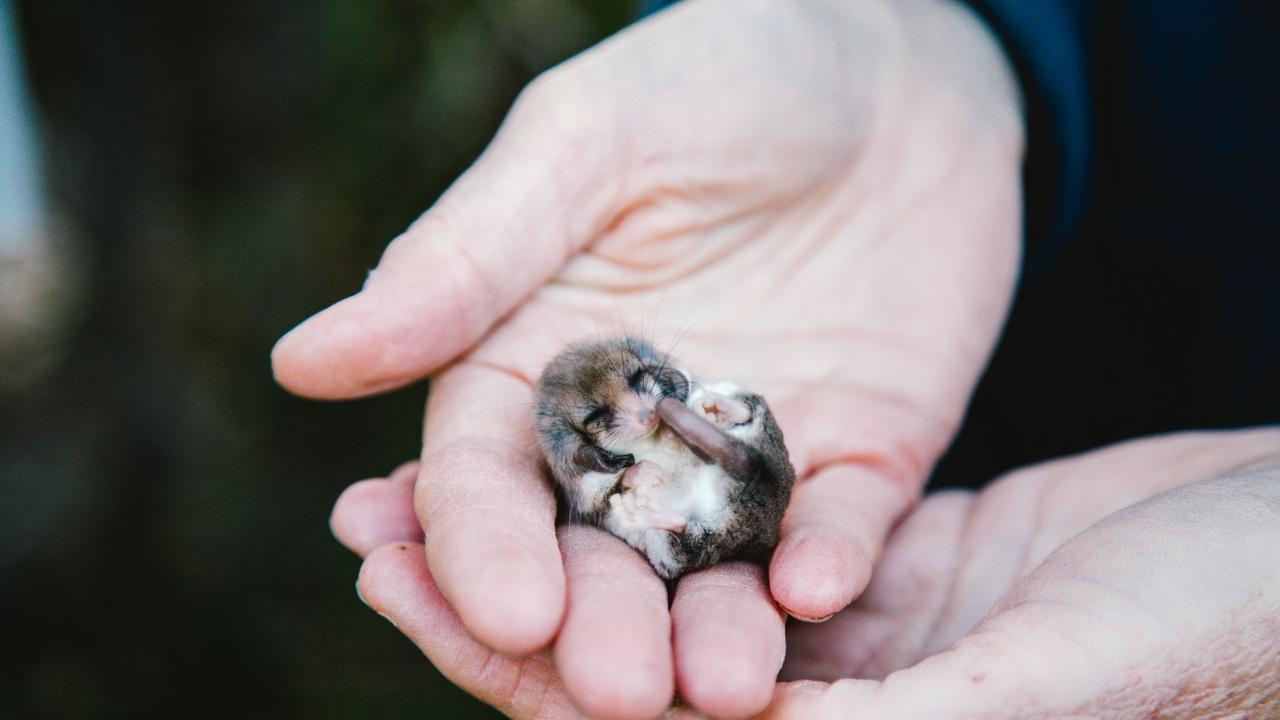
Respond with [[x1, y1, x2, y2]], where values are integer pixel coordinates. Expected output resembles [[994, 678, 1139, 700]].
[[330, 461, 423, 557], [671, 562, 785, 719], [416, 362, 565, 657], [769, 462, 915, 621], [358, 543, 586, 720], [782, 490, 975, 682], [272, 75, 619, 399], [554, 526, 674, 720], [384, 459, 422, 484]]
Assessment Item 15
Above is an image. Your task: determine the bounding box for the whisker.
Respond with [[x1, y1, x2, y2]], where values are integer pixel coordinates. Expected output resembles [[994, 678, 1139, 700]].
[[650, 290, 667, 352], [639, 288, 646, 350]]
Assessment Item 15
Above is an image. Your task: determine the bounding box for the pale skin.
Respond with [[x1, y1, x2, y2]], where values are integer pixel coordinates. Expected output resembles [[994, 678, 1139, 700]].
[[336, 429, 1280, 719], [274, 0, 1278, 717]]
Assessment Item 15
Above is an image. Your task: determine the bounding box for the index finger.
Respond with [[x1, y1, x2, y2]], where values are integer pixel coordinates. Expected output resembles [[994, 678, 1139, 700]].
[[416, 361, 565, 657]]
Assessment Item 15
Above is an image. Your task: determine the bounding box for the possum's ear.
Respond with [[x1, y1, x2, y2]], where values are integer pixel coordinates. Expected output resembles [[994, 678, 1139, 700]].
[[653, 365, 690, 402], [574, 443, 635, 474]]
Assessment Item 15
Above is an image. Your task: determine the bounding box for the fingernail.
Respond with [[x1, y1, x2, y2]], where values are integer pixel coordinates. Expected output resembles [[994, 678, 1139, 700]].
[[786, 610, 834, 623]]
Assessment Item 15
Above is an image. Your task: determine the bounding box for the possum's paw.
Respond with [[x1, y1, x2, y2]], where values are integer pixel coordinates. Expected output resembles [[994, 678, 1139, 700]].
[[609, 487, 687, 533], [621, 460, 667, 490], [691, 387, 752, 428]]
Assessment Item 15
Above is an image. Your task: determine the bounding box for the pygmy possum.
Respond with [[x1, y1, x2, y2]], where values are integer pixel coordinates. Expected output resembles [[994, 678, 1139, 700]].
[[534, 337, 795, 579]]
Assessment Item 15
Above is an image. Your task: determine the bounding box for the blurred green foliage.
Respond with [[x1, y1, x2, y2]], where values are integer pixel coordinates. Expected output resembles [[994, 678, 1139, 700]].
[[1, 1, 631, 717]]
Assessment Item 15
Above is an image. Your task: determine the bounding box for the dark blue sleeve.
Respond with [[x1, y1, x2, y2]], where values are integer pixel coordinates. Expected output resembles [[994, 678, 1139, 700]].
[[637, 0, 1091, 273], [638, 0, 677, 16], [962, 0, 1090, 273]]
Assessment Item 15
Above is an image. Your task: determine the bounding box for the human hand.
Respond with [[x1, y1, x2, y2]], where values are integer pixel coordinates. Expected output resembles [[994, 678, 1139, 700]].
[[278, 0, 1023, 716], [767, 427, 1280, 718], [335, 465, 777, 719], [332, 429, 1280, 718]]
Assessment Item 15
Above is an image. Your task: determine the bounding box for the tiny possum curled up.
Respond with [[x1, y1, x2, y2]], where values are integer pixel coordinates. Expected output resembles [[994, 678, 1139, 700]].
[[534, 337, 795, 579]]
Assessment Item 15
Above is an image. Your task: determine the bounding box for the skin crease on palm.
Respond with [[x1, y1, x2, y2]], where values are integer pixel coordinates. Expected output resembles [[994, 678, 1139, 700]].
[[275, 0, 1026, 717], [336, 430, 1280, 719]]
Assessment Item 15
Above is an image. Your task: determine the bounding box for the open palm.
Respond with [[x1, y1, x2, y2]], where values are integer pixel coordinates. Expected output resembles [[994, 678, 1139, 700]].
[[769, 427, 1280, 718], [276, 0, 1023, 717]]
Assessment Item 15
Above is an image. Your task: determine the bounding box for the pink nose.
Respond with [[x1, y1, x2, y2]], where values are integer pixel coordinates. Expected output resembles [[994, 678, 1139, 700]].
[[636, 409, 656, 429]]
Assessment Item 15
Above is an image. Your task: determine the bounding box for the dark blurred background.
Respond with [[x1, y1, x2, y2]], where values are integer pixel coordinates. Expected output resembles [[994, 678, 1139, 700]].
[[1, 1, 631, 717]]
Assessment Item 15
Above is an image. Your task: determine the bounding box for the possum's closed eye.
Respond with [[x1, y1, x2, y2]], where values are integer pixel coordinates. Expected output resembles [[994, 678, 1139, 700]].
[[581, 406, 611, 431], [573, 443, 634, 474]]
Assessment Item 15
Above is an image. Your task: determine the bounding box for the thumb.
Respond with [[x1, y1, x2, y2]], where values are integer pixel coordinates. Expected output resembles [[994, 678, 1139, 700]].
[[272, 73, 621, 398]]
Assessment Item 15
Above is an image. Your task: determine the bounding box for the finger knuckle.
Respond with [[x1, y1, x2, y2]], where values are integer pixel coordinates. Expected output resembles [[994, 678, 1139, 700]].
[[510, 64, 612, 144]]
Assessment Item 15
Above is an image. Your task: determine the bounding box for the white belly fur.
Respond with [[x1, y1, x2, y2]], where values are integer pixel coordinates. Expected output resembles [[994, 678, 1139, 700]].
[[602, 416, 742, 577]]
